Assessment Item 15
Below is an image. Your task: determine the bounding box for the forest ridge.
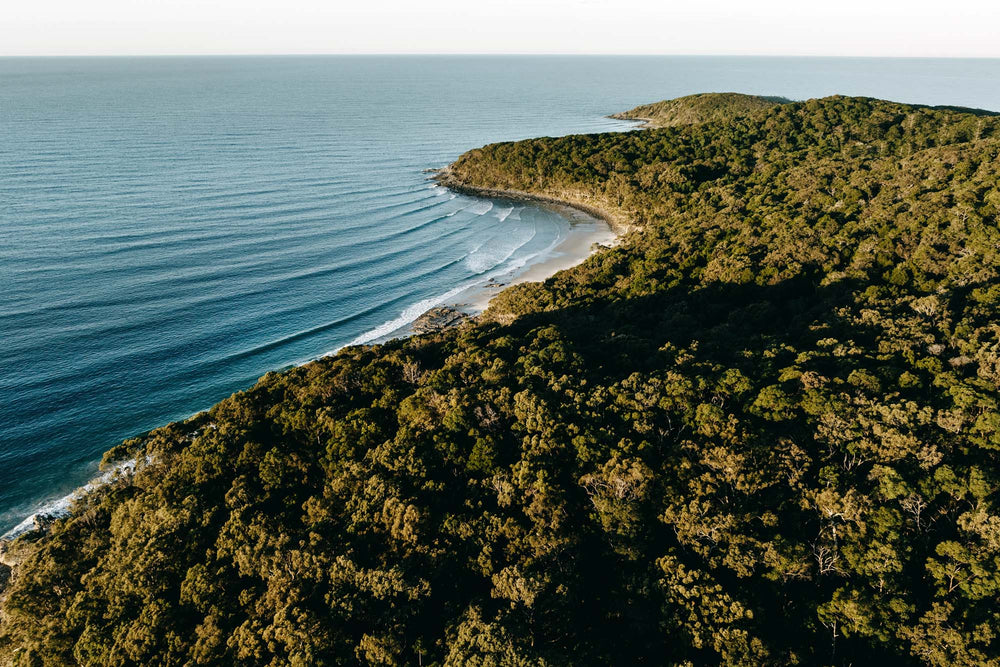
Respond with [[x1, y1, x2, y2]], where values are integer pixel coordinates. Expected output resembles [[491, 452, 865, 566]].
[[3, 94, 1000, 665]]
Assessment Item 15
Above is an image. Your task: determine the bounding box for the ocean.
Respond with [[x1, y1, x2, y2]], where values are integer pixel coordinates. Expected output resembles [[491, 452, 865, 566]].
[[2, 55, 1000, 534]]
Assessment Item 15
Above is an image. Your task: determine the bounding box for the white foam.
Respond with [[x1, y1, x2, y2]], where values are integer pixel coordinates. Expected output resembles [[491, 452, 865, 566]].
[[495, 206, 514, 223], [326, 222, 554, 354], [444, 203, 472, 218], [506, 233, 562, 272], [329, 282, 472, 352], [466, 239, 487, 256], [478, 223, 567, 282], [464, 225, 537, 274], [1, 457, 142, 541], [468, 201, 494, 216]]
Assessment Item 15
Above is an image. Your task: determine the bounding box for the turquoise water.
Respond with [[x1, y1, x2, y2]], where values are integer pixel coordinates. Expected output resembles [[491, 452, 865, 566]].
[[2, 56, 1000, 533]]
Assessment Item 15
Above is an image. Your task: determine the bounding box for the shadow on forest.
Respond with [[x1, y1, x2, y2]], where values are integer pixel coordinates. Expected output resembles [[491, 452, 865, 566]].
[[495, 267, 873, 379], [470, 269, 910, 665]]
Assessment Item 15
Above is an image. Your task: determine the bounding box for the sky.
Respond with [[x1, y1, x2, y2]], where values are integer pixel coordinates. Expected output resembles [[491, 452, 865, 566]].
[[3, 0, 999, 58]]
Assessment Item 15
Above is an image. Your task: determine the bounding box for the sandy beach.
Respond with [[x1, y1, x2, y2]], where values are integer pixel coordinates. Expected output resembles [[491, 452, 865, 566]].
[[454, 203, 618, 315], [415, 167, 626, 322]]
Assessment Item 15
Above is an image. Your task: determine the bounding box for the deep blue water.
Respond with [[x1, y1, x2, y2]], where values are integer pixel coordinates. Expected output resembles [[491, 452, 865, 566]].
[[3, 56, 1000, 534]]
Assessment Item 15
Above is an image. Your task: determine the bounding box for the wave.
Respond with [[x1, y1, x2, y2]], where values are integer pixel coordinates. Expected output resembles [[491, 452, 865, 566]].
[[496, 225, 567, 277], [468, 201, 494, 216], [211, 299, 407, 367], [464, 225, 537, 274], [496, 206, 515, 223], [330, 227, 554, 352], [333, 219, 568, 353], [358, 192, 455, 219], [332, 281, 473, 352]]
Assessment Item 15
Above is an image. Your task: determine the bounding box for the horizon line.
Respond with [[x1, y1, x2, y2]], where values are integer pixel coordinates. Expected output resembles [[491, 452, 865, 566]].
[[3, 52, 1000, 60]]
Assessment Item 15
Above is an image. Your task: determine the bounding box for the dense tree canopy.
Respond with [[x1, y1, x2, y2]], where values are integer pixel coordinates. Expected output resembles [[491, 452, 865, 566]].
[[610, 92, 787, 128], [3, 95, 1000, 665]]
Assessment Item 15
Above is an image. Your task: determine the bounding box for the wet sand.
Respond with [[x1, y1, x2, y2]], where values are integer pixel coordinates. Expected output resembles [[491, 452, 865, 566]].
[[449, 203, 619, 315]]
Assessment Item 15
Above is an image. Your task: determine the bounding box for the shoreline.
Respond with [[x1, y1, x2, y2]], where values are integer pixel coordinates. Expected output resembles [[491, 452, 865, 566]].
[[1, 173, 628, 544], [444, 198, 619, 318], [607, 113, 656, 129], [433, 167, 634, 235], [348, 173, 627, 342]]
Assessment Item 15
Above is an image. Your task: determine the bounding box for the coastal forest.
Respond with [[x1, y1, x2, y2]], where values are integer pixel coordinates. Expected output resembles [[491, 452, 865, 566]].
[[4, 93, 1000, 665]]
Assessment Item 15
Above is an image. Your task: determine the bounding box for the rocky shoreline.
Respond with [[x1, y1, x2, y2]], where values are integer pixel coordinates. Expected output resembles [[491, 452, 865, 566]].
[[410, 306, 469, 334], [0, 491, 81, 595], [0, 537, 24, 597]]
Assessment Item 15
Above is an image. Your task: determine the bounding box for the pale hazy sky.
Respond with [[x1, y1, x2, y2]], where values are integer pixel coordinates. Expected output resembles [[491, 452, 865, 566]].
[[3, 0, 999, 57]]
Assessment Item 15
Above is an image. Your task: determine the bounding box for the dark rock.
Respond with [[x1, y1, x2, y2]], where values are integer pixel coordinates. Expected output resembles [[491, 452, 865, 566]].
[[32, 514, 53, 533], [412, 306, 468, 334], [0, 541, 13, 593]]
